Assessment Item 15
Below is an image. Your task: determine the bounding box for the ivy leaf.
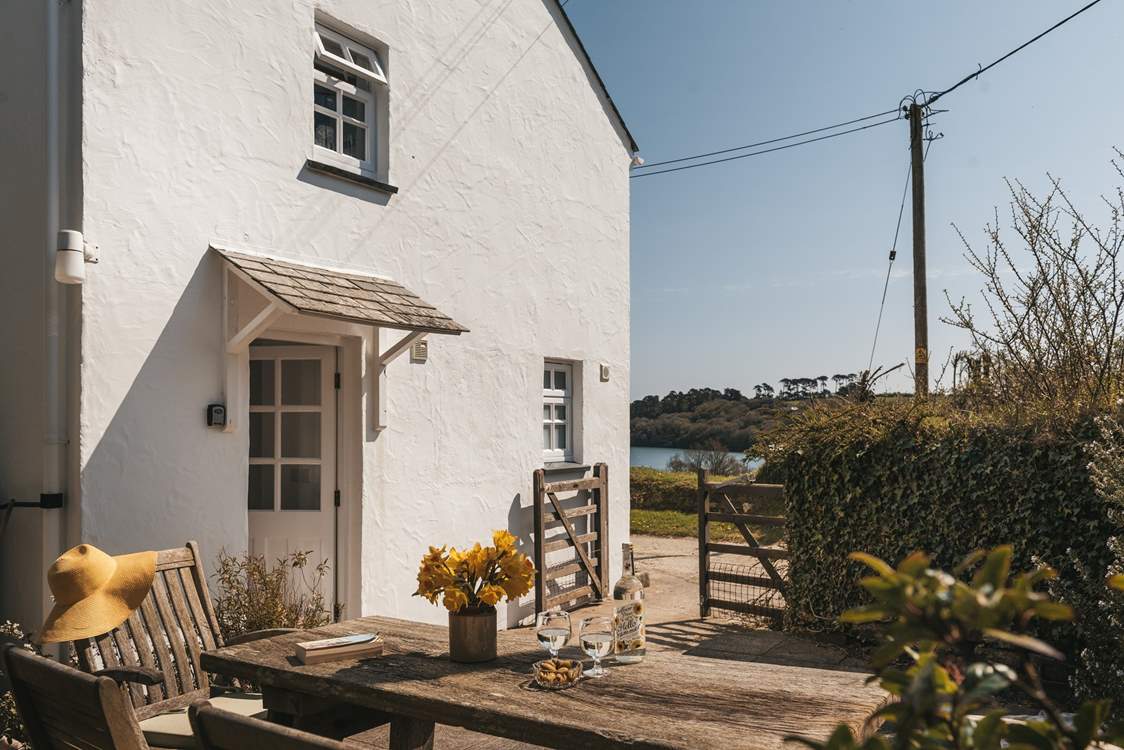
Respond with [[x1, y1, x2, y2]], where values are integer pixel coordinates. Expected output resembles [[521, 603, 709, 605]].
[[981, 628, 1064, 660]]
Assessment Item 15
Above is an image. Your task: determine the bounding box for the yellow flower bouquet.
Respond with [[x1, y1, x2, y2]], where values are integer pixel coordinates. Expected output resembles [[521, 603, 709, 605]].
[[414, 530, 535, 614]]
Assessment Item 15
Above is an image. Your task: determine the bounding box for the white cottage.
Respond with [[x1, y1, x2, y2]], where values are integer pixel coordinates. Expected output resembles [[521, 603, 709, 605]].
[[0, 0, 635, 632]]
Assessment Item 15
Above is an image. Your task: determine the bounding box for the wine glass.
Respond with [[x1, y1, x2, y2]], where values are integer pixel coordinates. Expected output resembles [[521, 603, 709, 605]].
[[579, 616, 613, 678], [535, 609, 571, 659]]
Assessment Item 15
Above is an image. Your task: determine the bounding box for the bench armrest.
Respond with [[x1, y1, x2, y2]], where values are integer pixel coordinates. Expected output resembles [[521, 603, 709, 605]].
[[95, 665, 164, 686], [223, 628, 297, 646]]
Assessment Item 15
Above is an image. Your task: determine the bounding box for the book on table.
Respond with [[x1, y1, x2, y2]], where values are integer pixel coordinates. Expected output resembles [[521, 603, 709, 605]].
[[295, 633, 383, 665]]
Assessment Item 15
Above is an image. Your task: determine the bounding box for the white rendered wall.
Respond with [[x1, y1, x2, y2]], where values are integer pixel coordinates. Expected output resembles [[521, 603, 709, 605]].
[[77, 0, 631, 626]]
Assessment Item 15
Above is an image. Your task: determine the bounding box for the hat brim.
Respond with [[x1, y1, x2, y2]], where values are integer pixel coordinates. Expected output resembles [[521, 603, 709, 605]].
[[38, 550, 157, 644]]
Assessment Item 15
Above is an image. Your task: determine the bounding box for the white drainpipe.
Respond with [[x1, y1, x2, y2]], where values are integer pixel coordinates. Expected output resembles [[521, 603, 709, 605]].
[[43, 0, 67, 568]]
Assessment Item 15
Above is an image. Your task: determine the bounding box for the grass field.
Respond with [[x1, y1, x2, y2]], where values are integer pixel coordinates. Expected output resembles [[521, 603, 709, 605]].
[[631, 509, 785, 545]]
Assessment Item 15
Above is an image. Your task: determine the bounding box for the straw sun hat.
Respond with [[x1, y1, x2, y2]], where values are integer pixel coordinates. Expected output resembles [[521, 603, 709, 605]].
[[38, 544, 157, 644]]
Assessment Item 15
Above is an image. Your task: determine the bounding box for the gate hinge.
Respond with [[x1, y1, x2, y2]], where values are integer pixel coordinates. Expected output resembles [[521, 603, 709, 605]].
[[334, 372, 341, 389], [333, 489, 341, 507]]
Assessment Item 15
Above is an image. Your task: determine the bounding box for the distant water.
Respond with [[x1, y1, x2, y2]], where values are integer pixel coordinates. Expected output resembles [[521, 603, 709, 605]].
[[629, 446, 761, 471]]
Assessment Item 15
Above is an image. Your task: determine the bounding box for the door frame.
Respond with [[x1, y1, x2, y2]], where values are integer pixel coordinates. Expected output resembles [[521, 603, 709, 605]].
[[244, 324, 364, 622], [248, 344, 337, 613]]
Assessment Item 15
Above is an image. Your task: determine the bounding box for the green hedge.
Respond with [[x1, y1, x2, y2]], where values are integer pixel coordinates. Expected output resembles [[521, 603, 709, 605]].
[[629, 467, 699, 512], [757, 400, 1122, 703]]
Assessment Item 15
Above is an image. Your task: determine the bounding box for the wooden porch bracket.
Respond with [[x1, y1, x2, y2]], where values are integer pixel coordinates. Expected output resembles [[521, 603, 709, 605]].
[[222, 267, 290, 433], [378, 331, 426, 368]]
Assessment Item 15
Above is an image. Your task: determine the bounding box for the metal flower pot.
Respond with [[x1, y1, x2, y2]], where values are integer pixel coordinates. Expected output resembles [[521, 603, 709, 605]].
[[448, 606, 497, 663]]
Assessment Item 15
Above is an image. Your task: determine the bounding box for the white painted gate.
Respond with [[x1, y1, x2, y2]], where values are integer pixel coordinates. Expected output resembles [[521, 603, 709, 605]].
[[248, 345, 336, 613]]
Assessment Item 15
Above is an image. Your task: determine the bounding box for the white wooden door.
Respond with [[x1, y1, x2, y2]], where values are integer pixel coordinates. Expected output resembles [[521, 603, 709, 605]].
[[248, 345, 336, 614]]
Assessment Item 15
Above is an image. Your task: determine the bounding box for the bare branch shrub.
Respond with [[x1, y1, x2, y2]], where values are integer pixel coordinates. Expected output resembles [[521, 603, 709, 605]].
[[213, 549, 331, 641], [944, 151, 1124, 421]]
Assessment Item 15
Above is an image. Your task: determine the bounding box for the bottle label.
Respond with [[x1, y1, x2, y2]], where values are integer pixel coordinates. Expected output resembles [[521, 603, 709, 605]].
[[614, 600, 645, 655]]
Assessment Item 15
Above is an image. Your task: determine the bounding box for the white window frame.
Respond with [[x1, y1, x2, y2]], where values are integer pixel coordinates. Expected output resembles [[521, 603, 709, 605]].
[[543, 362, 573, 463], [315, 25, 387, 84], [312, 25, 384, 177]]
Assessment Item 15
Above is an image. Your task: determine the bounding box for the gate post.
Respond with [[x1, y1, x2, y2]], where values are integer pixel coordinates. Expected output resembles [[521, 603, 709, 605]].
[[533, 468, 546, 615], [593, 463, 609, 598], [697, 468, 709, 618]]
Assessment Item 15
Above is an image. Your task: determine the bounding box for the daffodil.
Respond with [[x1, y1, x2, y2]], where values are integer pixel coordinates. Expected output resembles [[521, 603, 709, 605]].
[[442, 586, 469, 612], [413, 530, 535, 612], [492, 529, 517, 552], [478, 584, 505, 606]]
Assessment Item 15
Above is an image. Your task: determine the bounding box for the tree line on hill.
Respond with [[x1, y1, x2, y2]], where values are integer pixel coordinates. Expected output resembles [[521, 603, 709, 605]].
[[630, 376, 872, 451], [752, 373, 861, 400]]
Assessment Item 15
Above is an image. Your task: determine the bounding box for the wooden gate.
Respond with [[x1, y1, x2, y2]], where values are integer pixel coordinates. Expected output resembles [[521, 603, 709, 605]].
[[533, 464, 609, 614], [697, 469, 787, 621]]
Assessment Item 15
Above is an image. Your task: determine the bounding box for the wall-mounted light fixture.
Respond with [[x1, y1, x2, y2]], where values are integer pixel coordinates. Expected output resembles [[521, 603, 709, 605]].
[[55, 230, 99, 285]]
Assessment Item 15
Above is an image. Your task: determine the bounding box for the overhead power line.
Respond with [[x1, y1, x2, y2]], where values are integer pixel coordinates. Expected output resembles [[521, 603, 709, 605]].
[[868, 137, 933, 372], [629, 114, 901, 179], [926, 0, 1106, 106], [632, 108, 900, 171]]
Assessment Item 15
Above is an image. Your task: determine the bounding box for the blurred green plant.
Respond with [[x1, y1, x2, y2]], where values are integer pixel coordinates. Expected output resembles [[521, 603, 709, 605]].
[[790, 547, 1124, 750]]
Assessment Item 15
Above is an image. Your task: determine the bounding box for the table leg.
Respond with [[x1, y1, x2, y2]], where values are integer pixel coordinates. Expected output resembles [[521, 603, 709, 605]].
[[389, 717, 435, 750]]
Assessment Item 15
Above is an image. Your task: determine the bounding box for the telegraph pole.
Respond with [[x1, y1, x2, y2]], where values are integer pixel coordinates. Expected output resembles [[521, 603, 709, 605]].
[[908, 101, 928, 398]]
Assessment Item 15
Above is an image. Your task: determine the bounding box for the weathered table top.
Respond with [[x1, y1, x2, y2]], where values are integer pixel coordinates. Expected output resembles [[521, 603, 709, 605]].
[[200, 615, 885, 750]]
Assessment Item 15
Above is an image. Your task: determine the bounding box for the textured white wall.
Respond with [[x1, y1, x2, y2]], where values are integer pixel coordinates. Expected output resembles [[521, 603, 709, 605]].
[[77, 0, 631, 626]]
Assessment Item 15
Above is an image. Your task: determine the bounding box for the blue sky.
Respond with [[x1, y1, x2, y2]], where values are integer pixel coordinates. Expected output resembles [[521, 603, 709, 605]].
[[564, 0, 1124, 398]]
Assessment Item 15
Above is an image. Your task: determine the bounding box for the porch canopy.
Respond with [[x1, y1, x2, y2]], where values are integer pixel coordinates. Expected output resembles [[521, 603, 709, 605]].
[[212, 244, 468, 432]]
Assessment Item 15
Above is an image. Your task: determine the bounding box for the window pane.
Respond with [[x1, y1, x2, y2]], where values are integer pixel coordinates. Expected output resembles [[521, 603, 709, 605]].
[[319, 34, 345, 57], [349, 50, 373, 70], [342, 122, 366, 160], [281, 360, 321, 405], [281, 413, 321, 458], [553, 369, 567, 391], [314, 112, 336, 150], [249, 360, 274, 406], [248, 465, 274, 510], [555, 404, 566, 422], [543, 404, 551, 422], [342, 95, 365, 121], [280, 465, 321, 510], [543, 425, 551, 450], [315, 59, 348, 80], [543, 370, 551, 389], [555, 425, 566, 450], [249, 413, 274, 458], [314, 85, 337, 111]]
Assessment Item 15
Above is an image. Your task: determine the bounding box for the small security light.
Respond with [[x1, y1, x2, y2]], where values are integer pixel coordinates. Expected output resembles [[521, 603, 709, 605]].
[[55, 230, 98, 285], [629, 155, 645, 168]]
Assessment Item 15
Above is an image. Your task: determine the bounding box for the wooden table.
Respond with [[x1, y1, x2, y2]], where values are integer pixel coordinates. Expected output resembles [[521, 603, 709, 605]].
[[200, 616, 885, 750]]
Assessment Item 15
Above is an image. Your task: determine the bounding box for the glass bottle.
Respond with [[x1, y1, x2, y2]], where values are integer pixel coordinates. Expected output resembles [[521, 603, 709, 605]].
[[611, 543, 645, 663]]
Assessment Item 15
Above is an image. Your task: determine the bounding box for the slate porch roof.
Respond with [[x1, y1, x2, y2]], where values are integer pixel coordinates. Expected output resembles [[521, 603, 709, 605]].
[[213, 246, 468, 335]]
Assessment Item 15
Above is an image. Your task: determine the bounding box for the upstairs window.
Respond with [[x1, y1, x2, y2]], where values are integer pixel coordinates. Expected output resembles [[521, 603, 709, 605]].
[[313, 25, 386, 177], [543, 362, 573, 462]]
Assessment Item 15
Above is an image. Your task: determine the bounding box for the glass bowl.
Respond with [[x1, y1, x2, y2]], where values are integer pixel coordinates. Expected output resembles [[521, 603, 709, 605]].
[[532, 658, 583, 690]]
